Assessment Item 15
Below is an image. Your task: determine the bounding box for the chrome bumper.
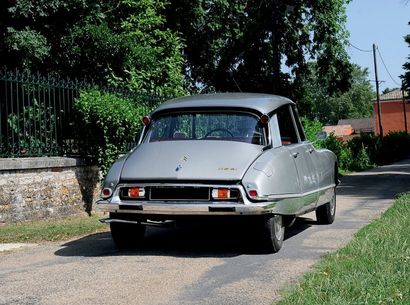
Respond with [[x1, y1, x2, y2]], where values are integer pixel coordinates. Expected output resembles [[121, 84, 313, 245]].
[[96, 183, 335, 217], [97, 182, 275, 216], [96, 200, 275, 216]]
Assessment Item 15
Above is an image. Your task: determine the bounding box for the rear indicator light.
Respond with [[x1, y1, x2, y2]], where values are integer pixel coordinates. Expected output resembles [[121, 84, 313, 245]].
[[142, 116, 151, 126], [101, 188, 113, 199], [248, 190, 258, 198], [212, 188, 230, 199], [128, 187, 145, 198], [260, 114, 270, 125], [211, 188, 239, 200]]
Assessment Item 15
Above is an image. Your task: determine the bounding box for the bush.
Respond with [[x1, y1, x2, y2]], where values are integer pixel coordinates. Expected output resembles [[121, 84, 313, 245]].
[[302, 118, 410, 172], [74, 89, 148, 175], [375, 132, 410, 165], [347, 133, 378, 163], [320, 134, 354, 171], [350, 145, 372, 171], [301, 117, 323, 143]]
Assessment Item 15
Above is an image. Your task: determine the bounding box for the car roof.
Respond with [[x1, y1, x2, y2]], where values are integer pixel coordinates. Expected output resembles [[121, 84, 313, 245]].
[[151, 93, 294, 116]]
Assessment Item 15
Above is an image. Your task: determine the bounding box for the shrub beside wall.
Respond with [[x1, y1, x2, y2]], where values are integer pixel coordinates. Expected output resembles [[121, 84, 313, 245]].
[[302, 117, 410, 172], [74, 90, 148, 175]]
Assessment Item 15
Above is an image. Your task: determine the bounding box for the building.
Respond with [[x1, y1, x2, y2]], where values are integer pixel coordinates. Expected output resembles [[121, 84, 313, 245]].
[[323, 118, 373, 142], [338, 118, 374, 134], [373, 88, 410, 135]]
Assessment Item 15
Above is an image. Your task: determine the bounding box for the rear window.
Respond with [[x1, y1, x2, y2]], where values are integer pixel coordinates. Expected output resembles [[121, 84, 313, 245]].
[[145, 112, 266, 145]]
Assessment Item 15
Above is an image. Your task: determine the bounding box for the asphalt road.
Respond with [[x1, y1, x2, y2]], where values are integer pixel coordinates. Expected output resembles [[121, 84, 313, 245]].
[[1, 158, 410, 305]]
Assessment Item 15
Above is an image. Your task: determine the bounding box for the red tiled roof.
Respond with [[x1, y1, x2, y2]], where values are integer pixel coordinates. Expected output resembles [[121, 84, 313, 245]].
[[323, 124, 354, 136], [374, 88, 409, 102]]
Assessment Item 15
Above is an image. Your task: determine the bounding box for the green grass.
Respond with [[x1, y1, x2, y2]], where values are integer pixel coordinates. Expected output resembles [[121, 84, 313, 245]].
[[0, 214, 107, 243], [276, 193, 410, 305]]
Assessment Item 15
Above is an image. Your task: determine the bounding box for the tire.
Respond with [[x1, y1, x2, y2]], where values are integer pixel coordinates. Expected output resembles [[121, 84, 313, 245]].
[[316, 188, 336, 224], [110, 222, 146, 250], [260, 215, 285, 253]]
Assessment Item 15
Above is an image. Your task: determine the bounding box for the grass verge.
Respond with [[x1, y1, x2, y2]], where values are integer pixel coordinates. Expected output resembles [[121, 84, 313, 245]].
[[276, 193, 410, 305], [0, 214, 107, 243]]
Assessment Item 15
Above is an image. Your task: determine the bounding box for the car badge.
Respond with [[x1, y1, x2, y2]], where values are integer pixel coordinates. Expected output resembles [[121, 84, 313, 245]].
[[176, 155, 189, 172]]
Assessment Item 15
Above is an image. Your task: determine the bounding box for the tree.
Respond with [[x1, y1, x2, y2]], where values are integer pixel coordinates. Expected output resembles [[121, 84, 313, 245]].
[[0, 0, 185, 95], [402, 22, 410, 91], [165, 0, 353, 97], [297, 64, 374, 124]]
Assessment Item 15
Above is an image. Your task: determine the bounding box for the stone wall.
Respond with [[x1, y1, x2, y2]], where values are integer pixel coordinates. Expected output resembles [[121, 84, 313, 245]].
[[0, 157, 101, 223]]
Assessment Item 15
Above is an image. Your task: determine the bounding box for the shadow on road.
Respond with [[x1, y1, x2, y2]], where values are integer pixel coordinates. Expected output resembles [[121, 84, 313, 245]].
[[54, 217, 313, 258]]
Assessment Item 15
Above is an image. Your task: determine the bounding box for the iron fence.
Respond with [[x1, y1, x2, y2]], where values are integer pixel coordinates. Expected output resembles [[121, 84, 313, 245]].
[[0, 68, 164, 158]]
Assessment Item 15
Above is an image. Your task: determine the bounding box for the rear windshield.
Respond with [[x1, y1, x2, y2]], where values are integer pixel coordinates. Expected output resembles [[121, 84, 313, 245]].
[[144, 112, 266, 145]]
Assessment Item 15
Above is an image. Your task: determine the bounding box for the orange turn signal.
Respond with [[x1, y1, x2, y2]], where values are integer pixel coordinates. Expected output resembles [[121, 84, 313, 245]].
[[212, 188, 231, 199]]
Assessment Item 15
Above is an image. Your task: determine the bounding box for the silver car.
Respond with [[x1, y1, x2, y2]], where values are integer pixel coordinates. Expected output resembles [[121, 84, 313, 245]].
[[97, 93, 337, 253]]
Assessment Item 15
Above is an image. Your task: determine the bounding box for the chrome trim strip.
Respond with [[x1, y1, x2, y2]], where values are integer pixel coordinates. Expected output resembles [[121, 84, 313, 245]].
[[265, 184, 336, 200], [100, 218, 175, 227], [112, 183, 247, 204]]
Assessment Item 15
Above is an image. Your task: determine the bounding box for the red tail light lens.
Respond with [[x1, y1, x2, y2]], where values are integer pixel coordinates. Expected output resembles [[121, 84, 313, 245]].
[[260, 114, 270, 125], [101, 188, 113, 199], [248, 190, 258, 198], [128, 187, 145, 198], [142, 116, 151, 126], [128, 187, 140, 198]]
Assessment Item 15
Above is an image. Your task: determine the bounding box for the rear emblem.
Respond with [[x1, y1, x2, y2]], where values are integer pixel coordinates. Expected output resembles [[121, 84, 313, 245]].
[[175, 155, 189, 172]]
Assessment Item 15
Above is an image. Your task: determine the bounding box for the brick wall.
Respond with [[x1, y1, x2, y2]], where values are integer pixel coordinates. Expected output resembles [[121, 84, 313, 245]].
[[0, 157, 101, 223], [373, 101, 410, 135]]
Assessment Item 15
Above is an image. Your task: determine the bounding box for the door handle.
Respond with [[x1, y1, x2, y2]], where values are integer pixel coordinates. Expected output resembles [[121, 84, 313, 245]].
[[292, 152, 299, 158]]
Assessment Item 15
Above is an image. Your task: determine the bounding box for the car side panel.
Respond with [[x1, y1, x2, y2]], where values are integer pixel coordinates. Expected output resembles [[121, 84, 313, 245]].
[[242, 146, 301, 198], [311, 148, 337, 206]]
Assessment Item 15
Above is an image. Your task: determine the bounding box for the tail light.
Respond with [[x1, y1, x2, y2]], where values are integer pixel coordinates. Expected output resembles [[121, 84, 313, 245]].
[[120, 187, 145, 199], [101, 188, 113, 199], [211, 188, 239, 200], [248, 190, 258, 198]]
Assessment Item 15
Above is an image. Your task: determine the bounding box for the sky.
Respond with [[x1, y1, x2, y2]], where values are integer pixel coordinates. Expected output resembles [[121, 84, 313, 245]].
[[346, 0, 409, 91]]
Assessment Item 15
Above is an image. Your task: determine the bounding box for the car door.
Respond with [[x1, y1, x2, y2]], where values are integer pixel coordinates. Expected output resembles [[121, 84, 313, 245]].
[[276, 105, 318, 206]]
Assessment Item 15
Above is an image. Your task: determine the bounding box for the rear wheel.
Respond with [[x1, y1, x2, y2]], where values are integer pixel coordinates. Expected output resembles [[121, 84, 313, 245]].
[[110, 222, 146, 250], [260, 215, 285, 253], [316, 188, 336, 224]]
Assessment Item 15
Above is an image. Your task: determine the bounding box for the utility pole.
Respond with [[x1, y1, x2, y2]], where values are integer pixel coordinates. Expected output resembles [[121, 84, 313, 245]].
[[373, 44, 383, 138], [402, 83, 408, 134]]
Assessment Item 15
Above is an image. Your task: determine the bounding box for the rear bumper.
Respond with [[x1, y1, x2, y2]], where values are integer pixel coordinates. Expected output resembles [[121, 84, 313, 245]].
[[97, 182, 275, 216], [96, 200, 275, 216], [96, 183, 335, 217]]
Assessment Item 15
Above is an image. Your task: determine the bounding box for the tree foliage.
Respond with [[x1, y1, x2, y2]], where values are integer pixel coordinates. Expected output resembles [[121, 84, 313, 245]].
[[165, 0, 353, 96], [298, 64, 374, 124], [0, 0, 185, 95], [1, 0, 357, 104], [402, 22, 410, 91], [74, 89, 147, 174]]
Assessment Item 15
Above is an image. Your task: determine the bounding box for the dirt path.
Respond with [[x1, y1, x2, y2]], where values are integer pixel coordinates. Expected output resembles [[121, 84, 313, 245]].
[[1, 159, 410, 305]]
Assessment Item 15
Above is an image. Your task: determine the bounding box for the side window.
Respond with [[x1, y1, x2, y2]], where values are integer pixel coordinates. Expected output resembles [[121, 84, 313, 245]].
[[276, 105, 298, 145], [291, 106, 306, 141]]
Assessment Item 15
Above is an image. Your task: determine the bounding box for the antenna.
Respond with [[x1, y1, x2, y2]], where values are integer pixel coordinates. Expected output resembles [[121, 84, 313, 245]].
[[229, 68, 242, 92]]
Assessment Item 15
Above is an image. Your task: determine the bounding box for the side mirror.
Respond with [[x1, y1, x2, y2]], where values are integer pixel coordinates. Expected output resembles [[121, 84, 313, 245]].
[[316, 131, 327, 140]]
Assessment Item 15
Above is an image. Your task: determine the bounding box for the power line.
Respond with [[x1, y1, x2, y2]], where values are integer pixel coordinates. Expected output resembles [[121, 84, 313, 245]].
[[376, 47, 402, 87], [348, 42, 372, 53]]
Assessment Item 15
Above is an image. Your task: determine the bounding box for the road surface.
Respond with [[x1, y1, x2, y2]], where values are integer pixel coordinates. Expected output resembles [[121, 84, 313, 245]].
[[1, 158, 410, 305]]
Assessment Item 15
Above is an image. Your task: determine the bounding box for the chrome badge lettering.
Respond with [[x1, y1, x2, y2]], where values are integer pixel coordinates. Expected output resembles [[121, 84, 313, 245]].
[[176, 155, 189, 172]]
